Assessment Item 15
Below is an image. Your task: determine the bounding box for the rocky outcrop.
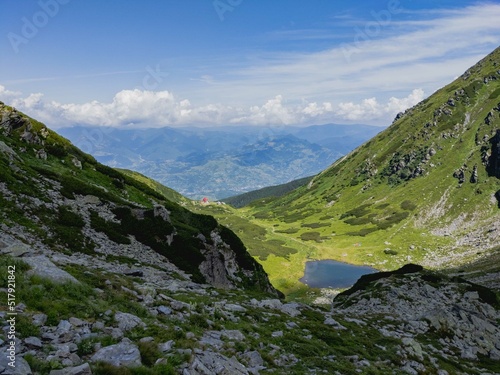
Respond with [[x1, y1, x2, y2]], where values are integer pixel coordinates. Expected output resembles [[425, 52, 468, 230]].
[[333, 267, 500, 365], [199, 231, 241, 289], [487, 129, 500, 178]]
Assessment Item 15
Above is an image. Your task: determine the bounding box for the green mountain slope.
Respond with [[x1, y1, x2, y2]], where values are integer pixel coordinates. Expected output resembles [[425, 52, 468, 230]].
[[221, 175, 313, 208], [244, 47, 500, 291], [0, 102, 278, 295]]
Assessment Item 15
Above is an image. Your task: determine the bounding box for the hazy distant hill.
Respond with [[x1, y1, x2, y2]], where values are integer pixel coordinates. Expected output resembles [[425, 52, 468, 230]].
[[58, 124, 382, 199]]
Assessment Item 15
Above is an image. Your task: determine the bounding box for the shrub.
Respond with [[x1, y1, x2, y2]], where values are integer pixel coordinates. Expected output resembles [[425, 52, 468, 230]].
[[16, 314, 40, 338], [275, 227, 299, 234], [138, 341, 162, 367], [24, 354, 62, 374], [77, 337, 98, 356], [93, 363, 132, 375], [340, 204, 372, 219], [45, 142, 68, 157], [187, 313, 209, 329], [400, 200, 417, 211], [301, 222, 330, 229], [58, 206, 85, 228], [300, 232, 324, 242]]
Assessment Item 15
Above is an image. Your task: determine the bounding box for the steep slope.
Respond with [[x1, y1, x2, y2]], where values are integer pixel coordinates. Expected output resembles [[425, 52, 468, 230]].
[[0, 101, 278, 295], [248, 47, 500, 288]]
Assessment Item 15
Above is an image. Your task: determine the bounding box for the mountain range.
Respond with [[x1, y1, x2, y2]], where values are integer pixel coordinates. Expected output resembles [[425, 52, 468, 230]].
[[58, 124, 382, 200], [0, 47, 500, 374]]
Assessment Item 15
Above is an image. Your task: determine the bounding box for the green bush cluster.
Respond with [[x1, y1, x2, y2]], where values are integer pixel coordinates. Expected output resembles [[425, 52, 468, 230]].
[[300, 231, 327, 242]]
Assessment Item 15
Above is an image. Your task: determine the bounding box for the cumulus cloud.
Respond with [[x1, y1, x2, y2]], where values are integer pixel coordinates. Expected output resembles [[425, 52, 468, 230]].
[[335, 89, 425, 121], [0, 85, 22, 102], [1, 86, 424, 128]]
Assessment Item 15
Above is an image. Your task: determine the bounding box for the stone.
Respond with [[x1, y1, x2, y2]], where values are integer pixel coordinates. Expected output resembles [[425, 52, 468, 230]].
[[280, 303, 301, 317], [71, 157, 82, 169], [402, 337, 424, 360], [489, 348, 500, 360], [90, 340, 141, 367], [23, 256, 80, 284], [200, 331, 224, 349], [460, 346, 478, 360], [69, 317, 85, 327], [170, 300, 190, 311], [221, 330, 245, 341], [25, 336, 43, 349], [92, 321, 105, 331], [32, 313, 48, 327], [0, 355, 32, 375], [324, 317, 347, 330], [242, 350, 264, 368], [2, 242, 32, 257], [157, 305, 172, 315], [36, 149, 48, 161], [185, 351, 249, 375], [224, 303, 247, 313], [114, 312, 146, 332], [57, 320, 73, 334], [158, 340, 175, 353]]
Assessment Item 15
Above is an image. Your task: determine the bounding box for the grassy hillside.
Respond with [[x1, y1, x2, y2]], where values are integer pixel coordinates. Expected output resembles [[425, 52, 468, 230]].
[[221, 175, 313, 208], [188, 47, 500, 297], [0, 102, 277, 294]]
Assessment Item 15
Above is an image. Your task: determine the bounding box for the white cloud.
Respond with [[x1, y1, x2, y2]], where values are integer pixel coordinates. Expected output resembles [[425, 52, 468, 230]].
[[335, 89, 425, 121], [1, 86, 424, 128], [2, 4, 498, 128], [0, 85, 22, 102], [183, 3, 500, 113]]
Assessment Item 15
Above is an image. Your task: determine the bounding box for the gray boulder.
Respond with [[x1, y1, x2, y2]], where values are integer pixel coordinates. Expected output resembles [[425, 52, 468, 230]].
[[114, 312, 146, 332], [0, 352, 32, 375], [90, 339, 141, 367], [185, 351, 249, 375], [23, 256, 79, 284]]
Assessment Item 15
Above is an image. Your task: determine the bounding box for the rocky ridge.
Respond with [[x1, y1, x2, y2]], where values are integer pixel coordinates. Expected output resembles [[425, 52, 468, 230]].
[[1, 247, 499, 374]]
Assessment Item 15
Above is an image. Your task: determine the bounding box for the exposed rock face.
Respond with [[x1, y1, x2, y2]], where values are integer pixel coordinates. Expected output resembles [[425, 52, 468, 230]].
[[487, 129, 500, 178], [199, 231, 241, 289], [470, 164, 478, 183], [333, 267, 500, 362]]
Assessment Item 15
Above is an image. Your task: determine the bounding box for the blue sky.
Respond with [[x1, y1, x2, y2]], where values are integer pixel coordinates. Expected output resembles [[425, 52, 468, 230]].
[[1, 0, 500, 128]]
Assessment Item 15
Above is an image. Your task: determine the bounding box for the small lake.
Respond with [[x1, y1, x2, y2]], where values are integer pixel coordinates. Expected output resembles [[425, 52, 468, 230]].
[[299, 260, 377, 289]]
